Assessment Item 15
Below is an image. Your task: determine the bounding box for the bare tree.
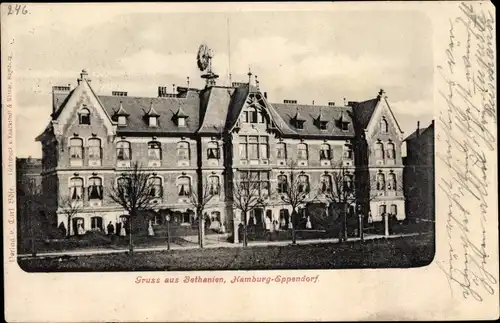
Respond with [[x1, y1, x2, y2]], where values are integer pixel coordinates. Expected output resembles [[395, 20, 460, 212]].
[[108, 162, 158, 252], [278, 159, 314, 245], [187, 180, 217, 248], [231, 176, 268, 247], [321, 161, 357, 242], [59, 195, 84, 238]]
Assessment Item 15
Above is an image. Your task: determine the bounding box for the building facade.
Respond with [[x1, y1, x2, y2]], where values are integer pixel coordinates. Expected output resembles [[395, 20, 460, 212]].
[[16, 157, 43, 250], [403, 120, 435, 222], [36, 69, 407, 241]]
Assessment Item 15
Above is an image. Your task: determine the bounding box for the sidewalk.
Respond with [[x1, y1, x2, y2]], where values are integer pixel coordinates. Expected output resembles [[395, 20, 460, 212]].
[[17, 232, 422, 259]]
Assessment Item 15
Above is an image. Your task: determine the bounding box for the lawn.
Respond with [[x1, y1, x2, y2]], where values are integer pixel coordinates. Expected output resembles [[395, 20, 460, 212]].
[[18, 233, 435, 272]]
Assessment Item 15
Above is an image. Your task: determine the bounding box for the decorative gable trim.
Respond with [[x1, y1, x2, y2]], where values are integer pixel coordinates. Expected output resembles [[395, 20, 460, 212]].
[[55, 78, 116, 136], [365, 95, 404, 140]]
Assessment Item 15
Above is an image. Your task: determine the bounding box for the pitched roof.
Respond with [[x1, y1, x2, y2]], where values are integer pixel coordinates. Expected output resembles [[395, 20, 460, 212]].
[[404, 121, 434, 141], [51, 89, 76, 119], [270, 103, 355, 138], [197, 86, 236, 133], [98, 95, 200, 134], [224, 84, 252, 130], [351, 98, 379, 128], [115, 102, 130, 116], [145, 103, 160, 117]]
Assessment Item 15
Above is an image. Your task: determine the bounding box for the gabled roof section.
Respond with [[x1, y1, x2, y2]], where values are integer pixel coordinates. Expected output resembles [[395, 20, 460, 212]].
[[115, 101, 130, 116], [271, 103, 355, 138], [197, 86, 235, 133], [145, 103, 160, 117], [174, 106, 189, 118], [351, 98, 379, 129], [404, 121, 434, 142], [293, 109, 306, 121], [98, 95, 199, 134], [224, 84, 252, 130]]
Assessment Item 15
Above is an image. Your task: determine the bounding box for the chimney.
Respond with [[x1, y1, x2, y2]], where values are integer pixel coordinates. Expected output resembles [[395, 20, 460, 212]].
[[416, 121, 420, 137], [347, 101, 357, 106], [52, 85, 71, 114], [328, 102, 335, 106], [283, 99, 297, 104], [158, 86, 168, 98], [112, 91, 128, 97], [232, 82, 246, 88], [264, 92, 267, 99]]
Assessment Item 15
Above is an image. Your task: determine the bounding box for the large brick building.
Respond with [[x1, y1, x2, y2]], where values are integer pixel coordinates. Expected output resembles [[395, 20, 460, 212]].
[[403, 120, 435, 222], [36, 68, 407, 241]]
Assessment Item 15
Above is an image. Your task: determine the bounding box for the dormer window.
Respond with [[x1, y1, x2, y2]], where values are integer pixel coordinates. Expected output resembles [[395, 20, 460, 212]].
[[341, 121, 350, 131], [149, 116, 158, 127], [78, 108, 90, 125], [292, 110, 306, 130], [295, 120, 305, 130], [315, 109, 328, 130], [145, 103, 160, 128], [118, 116, 127, 126], [172, 106, 188, 127], [115, 102, 129, 127], [337, 111, 350, 131]]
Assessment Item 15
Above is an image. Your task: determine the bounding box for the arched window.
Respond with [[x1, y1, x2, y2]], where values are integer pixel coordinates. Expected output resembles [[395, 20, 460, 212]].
[[387, 172, 397, 190], [88, 177, 103, 200], [276, 142, 287, 159], [72, 217, 85, 236], [207, 141, 220, 159], [116, 141, 131, 161], [148, 176, 162, 198], [117, 176, 131, 197], [177, 176, 191, 196], [344, 174, 354, 192], [148, 141, 161, 160], [277, 175, 288, 193], [344, 144, 353, 159], [69, 138, 83, 160], [321, 175, 332, 193], [91, 216, 103, 231], [70, 177, 84, 201], [375, 141, 384, 159], [380, 118, 389, 133], [177, 141, 190, 161], [379, 205, 387, 216], [208, 176, 220, 195], [386, 142, 396, 159], [298, 175, 310, 193], [376, 173, 386, 190], [297, 143, 308, 160], [79, 108, 90, 125], [319, 143, 332, 160], [88, 138, 102, 161]]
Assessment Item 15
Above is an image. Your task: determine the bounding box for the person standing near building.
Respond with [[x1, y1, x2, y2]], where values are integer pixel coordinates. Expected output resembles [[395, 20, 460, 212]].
[[107, 221, 114, 236]]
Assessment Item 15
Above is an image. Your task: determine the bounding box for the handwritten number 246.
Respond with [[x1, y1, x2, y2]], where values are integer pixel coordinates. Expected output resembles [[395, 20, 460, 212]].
[[7, 4, 28, 15]]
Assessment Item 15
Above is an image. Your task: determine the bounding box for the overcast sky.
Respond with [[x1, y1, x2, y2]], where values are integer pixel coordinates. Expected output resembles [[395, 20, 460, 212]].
[[13, 8, 434, 157]]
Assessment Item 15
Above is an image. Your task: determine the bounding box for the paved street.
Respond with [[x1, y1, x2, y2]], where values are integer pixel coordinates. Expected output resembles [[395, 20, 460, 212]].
[[17, 232, 420, 259]]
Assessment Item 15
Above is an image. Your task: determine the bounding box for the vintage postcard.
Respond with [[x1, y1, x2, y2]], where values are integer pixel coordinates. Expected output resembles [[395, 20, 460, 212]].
[[2, 1, 498, 321]]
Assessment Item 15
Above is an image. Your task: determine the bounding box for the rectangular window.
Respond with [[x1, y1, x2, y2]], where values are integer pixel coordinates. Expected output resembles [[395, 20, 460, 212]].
[[239, 143, 247, 160], [239, 170, 270, 196]]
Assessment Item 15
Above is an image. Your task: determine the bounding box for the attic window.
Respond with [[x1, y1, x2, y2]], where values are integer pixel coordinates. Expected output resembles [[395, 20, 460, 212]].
[[118, 116, 127, 126], [79, 108, 90, 125], [295, 120, 305, 130], [341, 121, 349, 131], [177, 117, 186, 127], [149, 116, 158, 127]]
